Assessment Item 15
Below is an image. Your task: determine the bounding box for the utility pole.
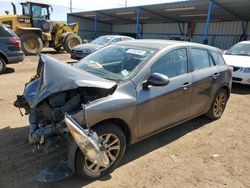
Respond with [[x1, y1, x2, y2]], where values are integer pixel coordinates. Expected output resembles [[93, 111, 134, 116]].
[[125, 0, 127, 7], [69, 0, 72, 13]]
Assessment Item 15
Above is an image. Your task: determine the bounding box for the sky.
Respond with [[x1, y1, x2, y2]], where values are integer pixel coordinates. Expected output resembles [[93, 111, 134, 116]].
[[0, 0, 181, 21]]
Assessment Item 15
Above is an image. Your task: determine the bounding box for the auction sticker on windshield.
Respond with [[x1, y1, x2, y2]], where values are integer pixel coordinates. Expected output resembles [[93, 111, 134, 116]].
[[126, 49, 146, 56]]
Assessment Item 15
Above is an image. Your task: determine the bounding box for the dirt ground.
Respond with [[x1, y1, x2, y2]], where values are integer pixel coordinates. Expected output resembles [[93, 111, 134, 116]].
[[0, 49, 250, 188]]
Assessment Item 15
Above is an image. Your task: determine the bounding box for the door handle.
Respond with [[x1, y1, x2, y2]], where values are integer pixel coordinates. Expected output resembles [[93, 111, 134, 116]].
[[182, 82, 192, 90], [212, 72, 220, 79]]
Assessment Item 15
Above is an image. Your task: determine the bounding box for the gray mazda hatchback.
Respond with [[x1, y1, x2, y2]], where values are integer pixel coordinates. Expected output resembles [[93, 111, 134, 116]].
[[15, 40, 232, 180]]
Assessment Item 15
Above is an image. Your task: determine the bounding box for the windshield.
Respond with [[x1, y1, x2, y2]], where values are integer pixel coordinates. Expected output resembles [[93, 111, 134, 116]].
[[226, 43, 250, 56], [75, 45, 157, 81], [91, 36, 113, 45]]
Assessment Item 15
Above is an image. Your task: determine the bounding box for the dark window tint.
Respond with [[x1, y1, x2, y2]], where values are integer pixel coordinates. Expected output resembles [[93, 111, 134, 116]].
[[211, 51, 225, 65], [0, 26, 13, 37], [191, 48, 210, 71], [122, 37, 133, 41], [151, 48, 188, 78], [110, 38, 121, 44]]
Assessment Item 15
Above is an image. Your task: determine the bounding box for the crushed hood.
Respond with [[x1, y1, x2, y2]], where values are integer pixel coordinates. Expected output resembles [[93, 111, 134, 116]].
[[24, 54, 116, 108], [223, 54, 250, 68]]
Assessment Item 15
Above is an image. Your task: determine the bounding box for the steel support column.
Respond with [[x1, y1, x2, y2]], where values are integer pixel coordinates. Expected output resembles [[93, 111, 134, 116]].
[[136, 7, 141, 39], [94, 12, 98, 38], [203, 0, 213, 44]]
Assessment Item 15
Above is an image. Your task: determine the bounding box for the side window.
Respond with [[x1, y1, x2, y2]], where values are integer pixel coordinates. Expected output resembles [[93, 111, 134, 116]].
[[0, 26, 12, 37], [211, 51, 225, 65], [151, 48, 188, 78], [110, 38, 121, 44], [191, 48, 210, 71], [122, 37, 132, 41]]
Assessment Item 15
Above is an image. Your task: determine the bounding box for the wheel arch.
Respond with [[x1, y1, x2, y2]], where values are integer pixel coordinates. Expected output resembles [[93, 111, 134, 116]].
[[16, 27, 42, 38], [222, 84, 231, 98], [0, 51, 8, 64], [93, 118, 132, 145]]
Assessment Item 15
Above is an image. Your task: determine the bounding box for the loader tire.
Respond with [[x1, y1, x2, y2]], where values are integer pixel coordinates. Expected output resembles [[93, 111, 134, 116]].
[[63, 33, 82, 53], [20, 33, 43, 55]]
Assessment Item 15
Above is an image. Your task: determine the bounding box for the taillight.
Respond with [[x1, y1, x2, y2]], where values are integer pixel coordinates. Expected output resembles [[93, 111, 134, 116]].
[[9, 38, 21, 48]]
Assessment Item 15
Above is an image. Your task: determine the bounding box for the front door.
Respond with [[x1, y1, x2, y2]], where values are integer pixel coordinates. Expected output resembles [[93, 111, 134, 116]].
[[137, 48, 193, 138]]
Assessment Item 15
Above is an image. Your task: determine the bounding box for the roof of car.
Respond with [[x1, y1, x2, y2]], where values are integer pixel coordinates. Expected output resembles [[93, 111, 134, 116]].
[[238, 40, 250, 44], [101, 35, 133, 38], [116, 39, 220, 52]]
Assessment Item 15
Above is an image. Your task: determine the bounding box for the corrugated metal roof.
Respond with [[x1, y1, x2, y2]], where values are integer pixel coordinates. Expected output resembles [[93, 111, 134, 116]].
[[68, 0, 250, 24]]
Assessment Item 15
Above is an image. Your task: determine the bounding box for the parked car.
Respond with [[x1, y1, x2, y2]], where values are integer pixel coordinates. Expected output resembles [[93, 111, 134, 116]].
[[71, 35, 134, 59], [14, 40, 231, 180], [0, 24, 24, 74], [223, 41, 250, 85]]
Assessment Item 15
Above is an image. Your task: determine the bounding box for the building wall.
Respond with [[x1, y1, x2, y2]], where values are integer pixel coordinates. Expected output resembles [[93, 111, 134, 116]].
[[69, 14, 250, 49], [112, 21, 250, 49], [68, 15, 112, 41]]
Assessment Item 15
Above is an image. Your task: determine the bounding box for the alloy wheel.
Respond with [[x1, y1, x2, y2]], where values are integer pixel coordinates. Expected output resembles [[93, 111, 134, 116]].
[[213, 92, 226, 118], [84, 133, 121, 173]]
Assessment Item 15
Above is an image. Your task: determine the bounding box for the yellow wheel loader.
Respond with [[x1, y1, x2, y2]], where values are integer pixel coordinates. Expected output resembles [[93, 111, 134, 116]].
[[0, 2, 83, 55]]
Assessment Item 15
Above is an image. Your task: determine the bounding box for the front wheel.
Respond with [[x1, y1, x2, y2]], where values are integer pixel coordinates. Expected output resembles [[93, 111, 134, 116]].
[[205, 89, 228, 120], [75, 123, 126, 180], [63, 34, 82, 53]]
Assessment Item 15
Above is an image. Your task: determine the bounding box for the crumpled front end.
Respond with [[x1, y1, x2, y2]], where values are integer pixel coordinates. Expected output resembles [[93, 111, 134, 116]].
[[14, 54, 117, 153]]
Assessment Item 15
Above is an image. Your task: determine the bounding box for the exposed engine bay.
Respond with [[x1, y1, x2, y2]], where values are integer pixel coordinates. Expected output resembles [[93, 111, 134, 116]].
[[15, 87, 111, 144]]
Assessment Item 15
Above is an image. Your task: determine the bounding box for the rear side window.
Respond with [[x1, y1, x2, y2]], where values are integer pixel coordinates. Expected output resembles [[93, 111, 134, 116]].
[[211, 51, 225, 65], [191, 48, 210, 71], [0, 26, 13, 37]]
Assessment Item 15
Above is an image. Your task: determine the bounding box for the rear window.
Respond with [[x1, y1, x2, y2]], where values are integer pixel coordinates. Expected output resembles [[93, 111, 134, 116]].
[[0, 25, 17, 37]]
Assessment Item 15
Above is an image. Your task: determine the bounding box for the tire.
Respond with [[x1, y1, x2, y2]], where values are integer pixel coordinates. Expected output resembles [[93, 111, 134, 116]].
[[75, 123, 126, 180], [20, 33, 43, 55], [205, 89, 228, 120], [0, 56, 7, 74], [63, 33, 82, 53]]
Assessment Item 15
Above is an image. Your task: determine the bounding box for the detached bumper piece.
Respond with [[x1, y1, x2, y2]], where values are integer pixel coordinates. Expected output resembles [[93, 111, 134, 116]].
[[64, 113, 110, 168]]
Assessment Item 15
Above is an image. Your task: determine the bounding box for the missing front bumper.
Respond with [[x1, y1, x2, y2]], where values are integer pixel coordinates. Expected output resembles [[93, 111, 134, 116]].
[[64, 113, 110, 168]]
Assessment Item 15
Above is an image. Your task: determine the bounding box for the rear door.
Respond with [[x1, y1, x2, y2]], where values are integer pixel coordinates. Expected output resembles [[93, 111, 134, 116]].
[[189, 48, 221, 116]]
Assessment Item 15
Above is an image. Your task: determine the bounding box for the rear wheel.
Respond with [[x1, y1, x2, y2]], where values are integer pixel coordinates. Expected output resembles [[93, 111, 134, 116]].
[[205, 89, 228, 119], [0, 56, 7, 74], [63, 33, 82, 53], [75, 123, 126, 180], [20, 33, 43, 55]]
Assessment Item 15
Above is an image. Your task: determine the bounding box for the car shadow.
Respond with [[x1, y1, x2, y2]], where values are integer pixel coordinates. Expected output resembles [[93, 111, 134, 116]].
[[231, 83, 250, 95], [0, 116, 213, 188], [42, 50, 68, 55], [1, 67, 15, 75]]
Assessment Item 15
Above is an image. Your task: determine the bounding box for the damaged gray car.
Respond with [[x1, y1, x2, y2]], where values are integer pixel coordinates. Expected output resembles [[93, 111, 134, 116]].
[[14, 40, 232, 180]]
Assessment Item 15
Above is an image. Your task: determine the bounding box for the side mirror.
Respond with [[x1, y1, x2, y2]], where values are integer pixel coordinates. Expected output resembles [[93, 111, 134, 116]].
[[143, 73, 170, 89]]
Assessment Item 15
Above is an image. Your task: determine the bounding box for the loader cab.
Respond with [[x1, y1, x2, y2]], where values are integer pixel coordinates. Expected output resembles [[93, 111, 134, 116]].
[[21, 2, 52, 32], [21, 2, 51, 20]]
